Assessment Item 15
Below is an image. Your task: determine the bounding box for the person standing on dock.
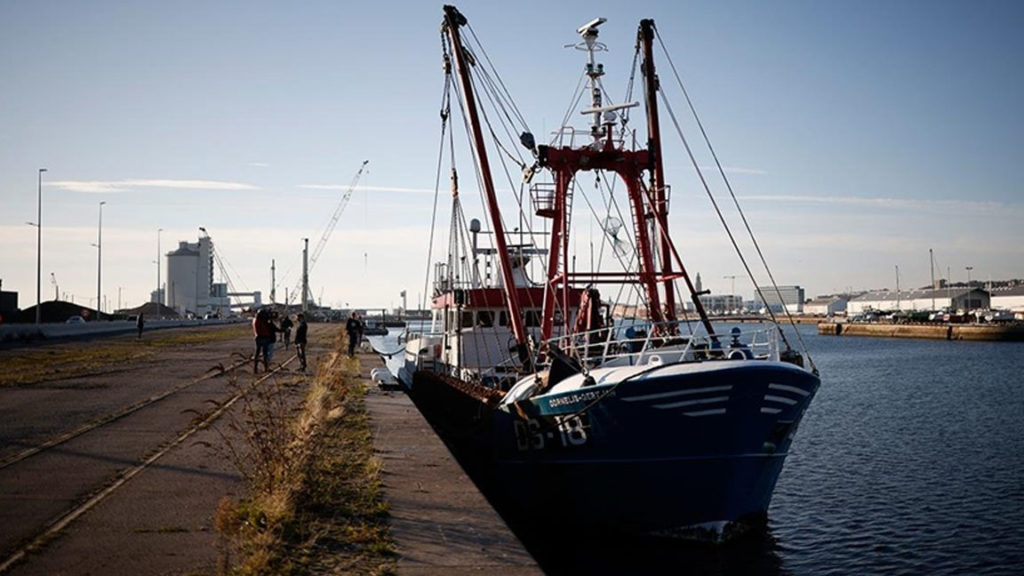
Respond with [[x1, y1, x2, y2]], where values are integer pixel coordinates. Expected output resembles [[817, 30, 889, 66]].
[[252, 308, 278, 373], [346, 312, 361, 357], [279, 314, 293, 350], [295, 313, 308, 371]]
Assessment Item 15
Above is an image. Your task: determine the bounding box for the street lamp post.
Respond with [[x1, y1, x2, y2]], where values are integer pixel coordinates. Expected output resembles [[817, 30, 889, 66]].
[[723, 275, 737, 312], [35, 168, 47, 324], [96, 201, 106, 318], [157, 228, 163, 305], [966, 266, 974, 310]]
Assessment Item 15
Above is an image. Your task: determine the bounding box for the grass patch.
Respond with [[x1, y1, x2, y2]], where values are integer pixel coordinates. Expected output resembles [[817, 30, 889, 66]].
[[0, 324, 251, 387], [214, 330, 395, 575]]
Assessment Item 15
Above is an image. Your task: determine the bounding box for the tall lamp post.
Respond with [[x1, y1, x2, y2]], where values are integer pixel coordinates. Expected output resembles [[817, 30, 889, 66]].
[[723, 275, 738, 313], [35, 168, 47, 324], [96, 201, 106, 317], [965, 266, 974, 310], [156, 228, 163, 305]]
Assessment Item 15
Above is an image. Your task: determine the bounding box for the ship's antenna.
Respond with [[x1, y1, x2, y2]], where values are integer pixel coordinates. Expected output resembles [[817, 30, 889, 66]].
[[575, 18, 607, 141], [571, 18, 639, 146]]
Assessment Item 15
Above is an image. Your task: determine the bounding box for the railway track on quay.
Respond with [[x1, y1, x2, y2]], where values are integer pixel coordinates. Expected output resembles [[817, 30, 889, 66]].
[[0, 324, 314, 575]]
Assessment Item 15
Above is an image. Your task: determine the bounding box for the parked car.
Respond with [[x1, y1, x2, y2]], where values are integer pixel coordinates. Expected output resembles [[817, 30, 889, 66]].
[[65, 316, 86, 324]]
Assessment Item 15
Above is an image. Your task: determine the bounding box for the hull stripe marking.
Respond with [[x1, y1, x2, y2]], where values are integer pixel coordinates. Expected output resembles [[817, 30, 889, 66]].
[[768, 383, 810, 397], [621, 385, 733, 403], [683, 408, 727, 417], [654, 395, 730, 409], [764, 394, 798, 406]]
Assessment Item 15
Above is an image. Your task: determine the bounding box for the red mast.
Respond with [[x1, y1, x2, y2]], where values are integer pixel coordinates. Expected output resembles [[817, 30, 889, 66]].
[[640, 19, 676, 323], [532, 16, 717, 342], [442, 6, 531, 357], [637, 19, 715, 337], [537, 18, 668, 342]]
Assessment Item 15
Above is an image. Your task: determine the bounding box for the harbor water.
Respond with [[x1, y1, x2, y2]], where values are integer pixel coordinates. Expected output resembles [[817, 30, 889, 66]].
[[370, 323, 1024, 575]]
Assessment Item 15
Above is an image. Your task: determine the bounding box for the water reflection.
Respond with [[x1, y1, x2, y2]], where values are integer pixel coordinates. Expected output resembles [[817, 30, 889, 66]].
[[507, 517, 789, 576]]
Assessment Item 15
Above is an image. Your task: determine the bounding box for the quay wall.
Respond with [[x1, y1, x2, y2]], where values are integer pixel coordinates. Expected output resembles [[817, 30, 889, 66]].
[[818, 322, 1024, 342], [0, 318, 241, 344]]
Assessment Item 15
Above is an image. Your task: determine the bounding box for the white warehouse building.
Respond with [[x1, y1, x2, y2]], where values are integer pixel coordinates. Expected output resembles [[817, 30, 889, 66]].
[[804, 296, 848, 316], [847, 288, 989, 315], [990, 286, 1024, 313]]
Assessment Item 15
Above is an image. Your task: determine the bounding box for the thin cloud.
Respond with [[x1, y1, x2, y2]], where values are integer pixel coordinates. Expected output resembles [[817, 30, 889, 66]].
[[247, 162, 270, 167], [738, 194, 1019, 215], [299, 184, 436, 194], [50, 179, 259, 193]]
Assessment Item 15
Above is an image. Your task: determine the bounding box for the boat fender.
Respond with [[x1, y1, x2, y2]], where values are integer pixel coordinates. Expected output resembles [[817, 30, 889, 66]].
[[780, 349, 804, 367], [581, 375, 597, 387]]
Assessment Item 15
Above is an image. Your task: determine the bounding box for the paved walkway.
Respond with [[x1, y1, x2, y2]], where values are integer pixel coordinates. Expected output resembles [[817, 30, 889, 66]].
[[1, 330, 539, 575], [360, 356, 541, 575]]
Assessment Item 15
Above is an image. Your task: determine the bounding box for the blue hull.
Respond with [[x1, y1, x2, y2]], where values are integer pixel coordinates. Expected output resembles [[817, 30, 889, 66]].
[[492, 361, 819, 536]]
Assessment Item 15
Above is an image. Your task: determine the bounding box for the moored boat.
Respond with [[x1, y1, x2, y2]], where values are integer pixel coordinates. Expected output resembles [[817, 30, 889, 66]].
[[394, 5, 820, 540]]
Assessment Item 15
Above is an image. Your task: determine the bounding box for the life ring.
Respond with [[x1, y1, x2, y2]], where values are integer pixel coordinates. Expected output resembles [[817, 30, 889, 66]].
[[728, 348, 753, 360]]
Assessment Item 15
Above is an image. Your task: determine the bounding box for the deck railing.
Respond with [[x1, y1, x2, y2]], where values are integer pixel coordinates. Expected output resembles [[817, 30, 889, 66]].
[[545, 321, 780, 367]]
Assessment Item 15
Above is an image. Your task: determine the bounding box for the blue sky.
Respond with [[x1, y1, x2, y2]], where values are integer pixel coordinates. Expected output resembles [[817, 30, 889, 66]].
[[2, 1, 1022, 312]]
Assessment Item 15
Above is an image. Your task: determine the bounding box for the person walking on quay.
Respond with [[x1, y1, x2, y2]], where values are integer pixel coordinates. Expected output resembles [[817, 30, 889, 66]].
[[345, 312, 362, 357], [280, 313, 294, 349], [294, 313, 308, 371], [136, 313, 145, 339], [252, 308, 278, 373]]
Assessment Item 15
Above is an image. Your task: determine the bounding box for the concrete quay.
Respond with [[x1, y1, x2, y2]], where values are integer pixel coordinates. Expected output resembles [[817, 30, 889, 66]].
[[818, 321, 1024, 341], [359, 356, 541, 575], [0, 326, 539, 575]]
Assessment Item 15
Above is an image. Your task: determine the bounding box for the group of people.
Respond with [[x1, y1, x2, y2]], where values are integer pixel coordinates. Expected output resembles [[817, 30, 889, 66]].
[[251, 309, 368, 372], [252, 308, 308, 373]]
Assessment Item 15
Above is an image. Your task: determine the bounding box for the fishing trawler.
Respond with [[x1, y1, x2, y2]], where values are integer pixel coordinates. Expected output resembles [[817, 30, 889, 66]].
[[395, 5, 820, 540]]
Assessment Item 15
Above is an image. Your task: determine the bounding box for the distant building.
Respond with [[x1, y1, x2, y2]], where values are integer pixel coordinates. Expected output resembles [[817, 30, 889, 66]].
[[805, 296, 848, 316], [698, 294, 744, 315], [165, 236, 232, 317], [0, 289, 17, 322], [757, 285, 804, 314], [990, 286, 1024, 312], [847, 288, 989, 314]]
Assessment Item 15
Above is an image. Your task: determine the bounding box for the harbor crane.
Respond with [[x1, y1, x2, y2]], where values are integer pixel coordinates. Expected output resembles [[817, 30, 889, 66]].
[[199, 227, 259, 312], [295, 160, 369, 308]]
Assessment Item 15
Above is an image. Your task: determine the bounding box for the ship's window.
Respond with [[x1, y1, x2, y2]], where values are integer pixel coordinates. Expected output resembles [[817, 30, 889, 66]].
[[461, 310, 474, 327], [499, 311, 509, 326], [477, 310, 494, 327], [524, 309, 541, 327]]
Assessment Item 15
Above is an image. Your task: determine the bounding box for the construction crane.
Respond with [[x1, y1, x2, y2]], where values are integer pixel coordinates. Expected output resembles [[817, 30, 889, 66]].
[[296, 160, 369, 307]]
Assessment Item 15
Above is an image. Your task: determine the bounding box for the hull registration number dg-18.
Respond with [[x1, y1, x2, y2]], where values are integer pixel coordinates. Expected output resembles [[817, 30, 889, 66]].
[[513, 414, 589, 451]]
